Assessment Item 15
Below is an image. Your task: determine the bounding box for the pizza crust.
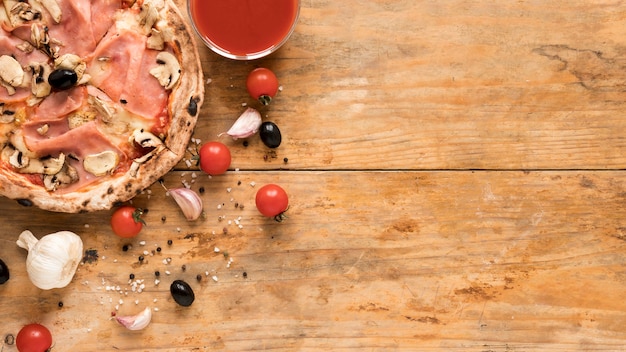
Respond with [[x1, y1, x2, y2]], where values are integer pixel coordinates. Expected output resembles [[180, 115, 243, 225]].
[[0, 0, 204, 213]]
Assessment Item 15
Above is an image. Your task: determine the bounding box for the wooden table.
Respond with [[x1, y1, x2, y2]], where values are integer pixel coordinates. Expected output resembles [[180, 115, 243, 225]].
[[2, 1, 626, 351]]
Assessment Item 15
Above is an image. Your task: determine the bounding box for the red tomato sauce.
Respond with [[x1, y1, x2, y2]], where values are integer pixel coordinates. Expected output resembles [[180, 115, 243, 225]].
[[189, 0, 298, 56]]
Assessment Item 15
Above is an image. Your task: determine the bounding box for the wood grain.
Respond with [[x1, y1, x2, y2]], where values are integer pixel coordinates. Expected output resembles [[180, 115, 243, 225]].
[[2, 0, 626, 351], [1, 171, 626, 351], [193, 1, 626, 171]]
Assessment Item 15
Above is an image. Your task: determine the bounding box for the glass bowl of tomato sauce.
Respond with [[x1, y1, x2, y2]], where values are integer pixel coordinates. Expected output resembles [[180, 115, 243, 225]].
[[188, 0, 300, 60]]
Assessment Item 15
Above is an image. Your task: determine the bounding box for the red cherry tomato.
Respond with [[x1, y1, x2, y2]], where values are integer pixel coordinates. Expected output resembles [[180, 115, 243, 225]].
[[16, 323, 52, 352], [199, 141, 231, 175], [255, 184, 289, 221], [246, 67, 279, 105], [111, 206, 145, 238]]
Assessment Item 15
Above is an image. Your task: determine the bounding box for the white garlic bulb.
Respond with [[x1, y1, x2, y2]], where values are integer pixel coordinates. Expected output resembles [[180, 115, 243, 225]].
[[16, 230, 83, 290]]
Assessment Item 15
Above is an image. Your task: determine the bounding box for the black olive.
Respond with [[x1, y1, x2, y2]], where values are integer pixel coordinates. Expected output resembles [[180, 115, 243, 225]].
[[0, 258, 9, 284], [170, 279, 195, 306], [16, 198, 32, 207], [187, 96, 200, 116], [48, 69, 78, 90], [259, 121, 282, 148]]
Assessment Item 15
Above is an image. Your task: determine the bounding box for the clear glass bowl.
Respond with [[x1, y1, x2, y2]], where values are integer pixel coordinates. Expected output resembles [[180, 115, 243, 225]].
[[188, 0, 300, 60]]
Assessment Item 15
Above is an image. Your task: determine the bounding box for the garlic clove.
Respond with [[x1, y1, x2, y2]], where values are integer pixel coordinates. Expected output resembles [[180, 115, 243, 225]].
[[116, 307, 152, 331], [16, 230, 83, 290], [167, 187, 203, 221], [219, 107, 262, 140]]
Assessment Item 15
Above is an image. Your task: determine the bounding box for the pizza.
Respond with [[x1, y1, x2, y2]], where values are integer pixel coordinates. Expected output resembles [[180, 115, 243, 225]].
[[0, 0, 204, 213]]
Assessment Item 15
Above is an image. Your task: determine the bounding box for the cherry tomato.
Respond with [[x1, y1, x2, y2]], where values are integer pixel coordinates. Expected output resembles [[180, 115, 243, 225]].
[[16, 323, 52, 352], [246, 67, 279, 105], [255, 184, 289, 221], [199, 141, 231, 175], [111, 206, 145, 238]]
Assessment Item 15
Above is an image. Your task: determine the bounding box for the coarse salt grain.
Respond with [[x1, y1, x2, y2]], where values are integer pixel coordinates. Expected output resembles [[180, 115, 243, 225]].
[[214, 247, 220, 252], [212, 276, 218, 282], [139, 241, 146, 246]]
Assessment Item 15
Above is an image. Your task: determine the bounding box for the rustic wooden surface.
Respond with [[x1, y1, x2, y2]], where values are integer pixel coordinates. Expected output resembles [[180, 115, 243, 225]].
[[2, 0, 626, 351]]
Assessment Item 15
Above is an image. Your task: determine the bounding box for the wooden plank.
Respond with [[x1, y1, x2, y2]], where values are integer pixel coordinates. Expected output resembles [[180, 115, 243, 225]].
[[186, 1, 626, 170], [1, 171, 625, 350]]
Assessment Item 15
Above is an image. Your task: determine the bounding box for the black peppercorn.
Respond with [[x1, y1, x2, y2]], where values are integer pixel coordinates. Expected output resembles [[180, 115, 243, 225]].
[[167, 239, 173, 246], [138, 255, 144, 262], [122, 244, 129, 252], [58, 301, 63, 308], [243, 272, 248, 278], [4, 334, 14, 345], [129, 273, 135, 280], [196, 274, 202, 282], [156, 247, 162, 252], [155, 271, 160, 277]]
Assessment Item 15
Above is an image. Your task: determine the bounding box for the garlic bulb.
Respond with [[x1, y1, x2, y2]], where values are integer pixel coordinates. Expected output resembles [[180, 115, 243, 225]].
[[16, 230, 83, 290], [116, 307, 152, 330], [219, 107, 262, 139]]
